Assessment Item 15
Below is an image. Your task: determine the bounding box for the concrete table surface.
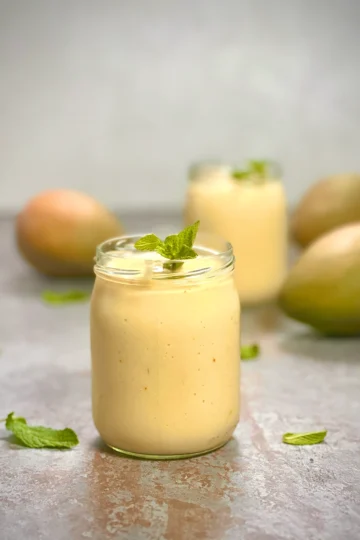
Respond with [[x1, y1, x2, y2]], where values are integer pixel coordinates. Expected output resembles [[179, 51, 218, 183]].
[[0, 213, 360, 540]]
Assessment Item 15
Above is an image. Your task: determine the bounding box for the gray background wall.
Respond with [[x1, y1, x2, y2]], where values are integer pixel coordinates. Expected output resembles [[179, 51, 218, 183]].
[[1, 0, 359, 213]]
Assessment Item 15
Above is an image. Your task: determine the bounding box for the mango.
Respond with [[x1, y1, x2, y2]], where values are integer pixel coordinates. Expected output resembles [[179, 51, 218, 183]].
[[16, 189, 123, 276], [291, 173, 360, 247], [279, 223, 360, 336]]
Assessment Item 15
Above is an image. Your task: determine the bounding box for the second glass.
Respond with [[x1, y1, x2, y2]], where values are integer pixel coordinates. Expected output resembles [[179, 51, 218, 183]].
[[184, 161, 288, 305]]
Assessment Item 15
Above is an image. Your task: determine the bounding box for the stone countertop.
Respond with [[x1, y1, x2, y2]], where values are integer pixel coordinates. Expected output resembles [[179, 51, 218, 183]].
[[1, 213, 360, 540]]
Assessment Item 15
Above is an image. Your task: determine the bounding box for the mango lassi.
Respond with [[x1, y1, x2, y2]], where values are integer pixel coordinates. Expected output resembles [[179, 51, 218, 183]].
[[184, 162, 288, 305], [90, 233, 240, 459]]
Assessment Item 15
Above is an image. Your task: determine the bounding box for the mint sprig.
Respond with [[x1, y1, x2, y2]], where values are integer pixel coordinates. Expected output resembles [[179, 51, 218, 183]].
[[282, 430, 327, 446], [241, 343, 260, 360], [134, 221, 200, 271], [233, 159, 269, 181], [1, 412, 79, 449], [41, 290, 90, 305]]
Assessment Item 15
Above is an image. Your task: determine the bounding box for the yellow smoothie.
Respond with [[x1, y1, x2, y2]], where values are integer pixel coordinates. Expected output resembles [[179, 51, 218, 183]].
[[184, 165, 288, 305], [91, 235, 240, 459]]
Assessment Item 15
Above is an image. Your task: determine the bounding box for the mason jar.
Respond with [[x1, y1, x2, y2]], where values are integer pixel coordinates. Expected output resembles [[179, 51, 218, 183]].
[[184, 160, 288, 305], [90, 232, 240, 460]]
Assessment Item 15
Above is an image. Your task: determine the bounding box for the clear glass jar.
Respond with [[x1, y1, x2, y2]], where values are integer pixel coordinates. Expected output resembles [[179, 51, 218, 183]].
[[184, 160, 288, 305], [90, 232, 240, 460]]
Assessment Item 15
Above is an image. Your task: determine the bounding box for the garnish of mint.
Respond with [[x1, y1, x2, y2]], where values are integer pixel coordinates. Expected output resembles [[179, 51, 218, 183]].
[[1, 412, 79, 449], [282, 430, 327, 446], [134, 221, 200, 272], [41, 290, 90, 305], [233, 159, 269, 181], [241, 343, 260, 360]]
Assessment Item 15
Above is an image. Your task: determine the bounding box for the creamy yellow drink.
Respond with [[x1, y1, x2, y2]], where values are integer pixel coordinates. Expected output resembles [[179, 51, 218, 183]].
[[184, 161, 288, 305], [91, 228, 240, 459]]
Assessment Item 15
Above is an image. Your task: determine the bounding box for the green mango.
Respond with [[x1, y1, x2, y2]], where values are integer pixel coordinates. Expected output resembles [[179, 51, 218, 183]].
[[291, 173, 360, 247], [279, 223, 360, 336]]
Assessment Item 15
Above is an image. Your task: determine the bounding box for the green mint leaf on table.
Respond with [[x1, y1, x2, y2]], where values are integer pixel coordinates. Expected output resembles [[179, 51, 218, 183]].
[[282, 431, 327, 446], [42, 290, 89, 305], [134, 221, 200, 271], [2, 412, 79, 449], [241, 343, 260, 360]]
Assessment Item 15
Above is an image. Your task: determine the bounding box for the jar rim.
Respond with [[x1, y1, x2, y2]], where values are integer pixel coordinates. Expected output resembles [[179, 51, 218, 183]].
[[94, 232, 234, 281], [188, 159, 282, 182], [188, 160, 232, 180]]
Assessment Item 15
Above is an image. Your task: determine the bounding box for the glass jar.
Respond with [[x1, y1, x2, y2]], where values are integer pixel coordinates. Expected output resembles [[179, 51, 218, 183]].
[[90, 232, 240, 460], [184, 160, 288, 305]]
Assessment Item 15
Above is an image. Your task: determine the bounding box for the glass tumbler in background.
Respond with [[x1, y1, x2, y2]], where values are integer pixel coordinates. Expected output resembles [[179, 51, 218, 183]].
[[184, 160, 288, 306]]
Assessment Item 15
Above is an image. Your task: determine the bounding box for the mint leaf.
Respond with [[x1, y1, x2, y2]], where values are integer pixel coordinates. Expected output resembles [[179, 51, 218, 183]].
[[248, 160, 268, 177], [162, 234, 182, 259], [162, 221, 200, 260], [177, 245, 198, 259], [5, 413, 27, 429], [134, 234, 162, 252], [134, 221, 200, 270], [178, 221, 200, 251], [42, 290, 89, 305], [3, 412, 79, 449], [282, 431, 327, 446], [241, 343, 260, 360], [232, 169, 249, 180], [233, 160, 269, 181]]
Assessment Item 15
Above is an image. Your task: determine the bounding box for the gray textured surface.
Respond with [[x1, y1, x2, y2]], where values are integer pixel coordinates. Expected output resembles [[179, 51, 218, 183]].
[[1, 213, 360, 540]]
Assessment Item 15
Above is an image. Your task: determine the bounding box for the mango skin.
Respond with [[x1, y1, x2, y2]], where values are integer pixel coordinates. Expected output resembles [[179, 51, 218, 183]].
[[16, 190, 124, 276], [291, 173, 360, 248], [279, 223, 360, 336]]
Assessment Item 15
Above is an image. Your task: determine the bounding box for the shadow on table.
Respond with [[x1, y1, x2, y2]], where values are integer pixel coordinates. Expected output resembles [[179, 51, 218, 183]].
[[279, 329, 360, 363], [241, 302, 289, 337], [0, 433, 24, 446]]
